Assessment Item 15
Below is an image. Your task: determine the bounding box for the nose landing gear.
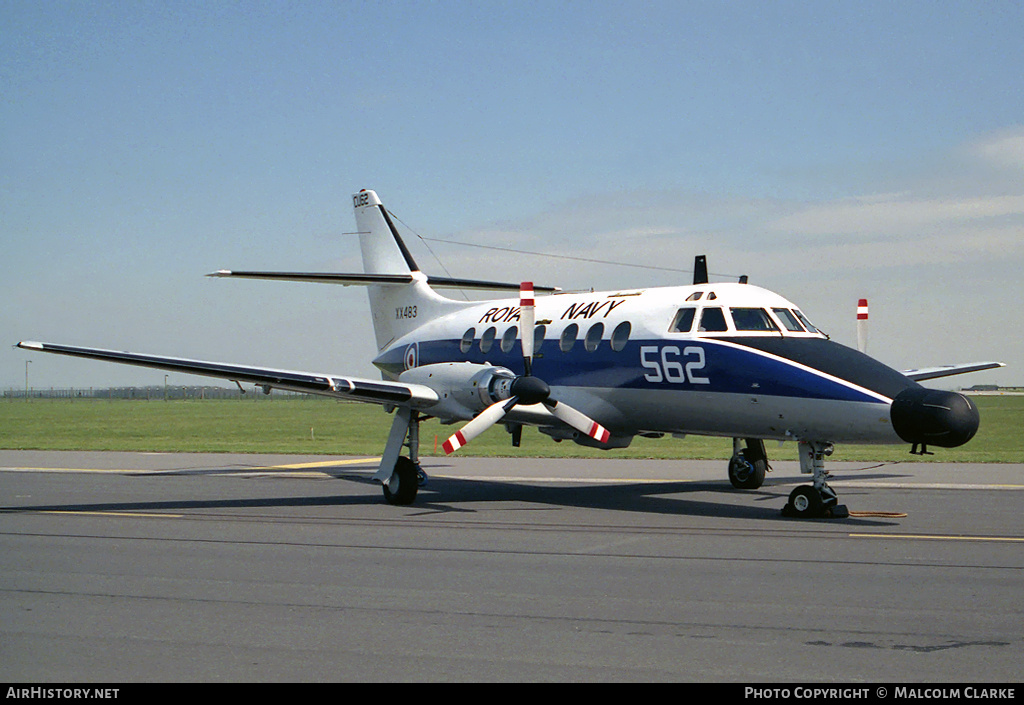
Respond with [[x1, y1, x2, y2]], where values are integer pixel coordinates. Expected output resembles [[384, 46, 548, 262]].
[[782, 440, 849, 519]]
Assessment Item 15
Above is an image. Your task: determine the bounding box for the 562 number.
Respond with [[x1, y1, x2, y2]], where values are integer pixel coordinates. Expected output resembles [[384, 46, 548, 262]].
[[640, 345, 709, 385]]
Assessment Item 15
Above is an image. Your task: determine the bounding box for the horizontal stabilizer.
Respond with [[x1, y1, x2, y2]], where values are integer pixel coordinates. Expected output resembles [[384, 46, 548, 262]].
[[903, 361, 1005, 382], [15, 341, 439, 407], [208, 270, 415, 286], [208, 270, 559, 293]]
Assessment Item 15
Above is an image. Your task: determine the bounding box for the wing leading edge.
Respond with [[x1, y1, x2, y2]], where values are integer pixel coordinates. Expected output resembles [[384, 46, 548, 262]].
[[903, 361, 1006, 382], [15, 342, 438, 407]]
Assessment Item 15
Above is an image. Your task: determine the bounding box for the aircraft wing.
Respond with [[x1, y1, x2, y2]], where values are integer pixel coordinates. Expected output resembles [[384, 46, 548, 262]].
[[15, 341, 439, 407], [903, 361, 1006, 382]]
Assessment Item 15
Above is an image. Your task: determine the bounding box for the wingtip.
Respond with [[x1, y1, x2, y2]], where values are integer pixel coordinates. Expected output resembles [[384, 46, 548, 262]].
[[206, 269, 232, 277], [16, 341, 43, 351]]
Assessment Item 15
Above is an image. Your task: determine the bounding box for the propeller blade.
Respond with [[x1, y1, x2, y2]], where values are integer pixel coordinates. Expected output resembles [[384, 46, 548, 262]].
[[442, 398, 517, 454], [857, 298, 868, 353], [543, 399, 611, 444], [520, 281, 535, 376]]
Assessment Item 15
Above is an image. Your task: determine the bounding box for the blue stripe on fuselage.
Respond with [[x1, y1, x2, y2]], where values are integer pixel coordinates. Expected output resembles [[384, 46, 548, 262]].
[[376, 336, 910, 405]]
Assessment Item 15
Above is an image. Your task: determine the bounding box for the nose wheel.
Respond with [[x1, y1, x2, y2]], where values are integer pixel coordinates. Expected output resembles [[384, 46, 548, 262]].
[[782, 441, 849, 519]]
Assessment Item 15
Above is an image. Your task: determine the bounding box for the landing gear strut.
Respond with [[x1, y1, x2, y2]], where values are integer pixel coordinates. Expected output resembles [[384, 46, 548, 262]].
[[373, 408, 427, 505], [782, 440, 849, 519], [728, 438, 769, 489]]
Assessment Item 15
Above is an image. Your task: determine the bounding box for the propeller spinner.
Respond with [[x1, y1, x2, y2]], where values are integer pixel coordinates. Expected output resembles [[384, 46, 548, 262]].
[[441, 282, 611, 454]]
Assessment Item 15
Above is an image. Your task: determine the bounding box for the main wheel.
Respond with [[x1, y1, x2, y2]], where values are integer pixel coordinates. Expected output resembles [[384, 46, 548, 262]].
[[382, 456, 419, 505], [728, 450, 767, 489], [786, 485, 823, 518]]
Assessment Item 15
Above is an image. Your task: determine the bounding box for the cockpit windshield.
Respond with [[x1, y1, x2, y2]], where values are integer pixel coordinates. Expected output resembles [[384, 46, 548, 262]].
[[669, 296, 824, 337], [730, 307, 779, 332], [772, 308, 805, 332], [698, 307, 729, 332]]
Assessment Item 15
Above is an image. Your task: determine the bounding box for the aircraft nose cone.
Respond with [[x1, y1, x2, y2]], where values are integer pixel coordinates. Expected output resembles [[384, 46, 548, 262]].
[[890, 387, 980, 448]]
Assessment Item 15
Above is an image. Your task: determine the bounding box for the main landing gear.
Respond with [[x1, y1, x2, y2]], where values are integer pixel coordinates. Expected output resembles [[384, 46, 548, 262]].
[[728, 438, 769, 489], [374, 408, 428, 506], [782, 440, 849, 519]]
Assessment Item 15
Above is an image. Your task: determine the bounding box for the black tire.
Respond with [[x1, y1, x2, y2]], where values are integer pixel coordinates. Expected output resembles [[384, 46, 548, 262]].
[[728, 450, 767, 489], [382, 456, 419, 505], [786, 485, 823, 518]]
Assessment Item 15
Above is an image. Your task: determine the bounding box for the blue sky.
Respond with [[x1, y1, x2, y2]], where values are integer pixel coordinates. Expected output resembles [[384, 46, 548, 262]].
[[3, 1, 1022, 390]]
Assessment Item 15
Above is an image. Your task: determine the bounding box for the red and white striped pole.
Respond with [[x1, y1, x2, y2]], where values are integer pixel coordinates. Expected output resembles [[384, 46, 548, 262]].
[[857, 298, 869, 353]]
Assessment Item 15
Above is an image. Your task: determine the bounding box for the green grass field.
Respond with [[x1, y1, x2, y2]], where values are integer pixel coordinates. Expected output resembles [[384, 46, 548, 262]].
[[1, 395, 1021, 462]]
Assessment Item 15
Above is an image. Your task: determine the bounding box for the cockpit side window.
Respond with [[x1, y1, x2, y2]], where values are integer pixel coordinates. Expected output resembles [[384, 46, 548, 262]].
[[793, 309, 819, 334], [685, 292, 703, 301], [731, 307, 780, 332], [698, 307, 728, 332], [670, 307, 696, 332], [772, 308, 805, 332]]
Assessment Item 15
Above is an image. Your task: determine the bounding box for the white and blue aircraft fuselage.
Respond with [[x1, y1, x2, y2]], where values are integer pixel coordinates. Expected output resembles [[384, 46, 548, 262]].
[[17, 190, 1002, 518]]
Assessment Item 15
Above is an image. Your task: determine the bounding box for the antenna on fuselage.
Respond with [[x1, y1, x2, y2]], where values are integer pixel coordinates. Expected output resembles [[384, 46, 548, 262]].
[[693, 255, 709, 285]]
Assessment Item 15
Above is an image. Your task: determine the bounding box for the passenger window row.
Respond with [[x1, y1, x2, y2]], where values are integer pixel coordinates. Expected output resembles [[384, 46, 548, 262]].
[[460, 321, 633, 355]]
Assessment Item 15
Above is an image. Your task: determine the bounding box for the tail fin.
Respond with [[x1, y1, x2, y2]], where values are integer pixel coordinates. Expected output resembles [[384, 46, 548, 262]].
[[352, 190, 464, 350], [353, 190, 419, 275]]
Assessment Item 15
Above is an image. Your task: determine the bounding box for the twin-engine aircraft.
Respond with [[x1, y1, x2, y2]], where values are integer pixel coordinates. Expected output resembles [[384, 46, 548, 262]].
[[18, 190, 1004, 517]]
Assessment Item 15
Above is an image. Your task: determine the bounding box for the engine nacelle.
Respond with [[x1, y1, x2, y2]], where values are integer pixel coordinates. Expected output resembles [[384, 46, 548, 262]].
[[539, 425, 634, 449], [399, 362, 516, 421]]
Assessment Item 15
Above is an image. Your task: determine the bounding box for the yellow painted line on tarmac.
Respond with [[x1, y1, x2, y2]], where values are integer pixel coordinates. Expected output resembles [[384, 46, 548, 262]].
[[0, 457, 381, 475], [851, 533, 1024, 543], [837, 481, 1024, 491], [263, 458, 380, 470], [41, 510, 183, 518]]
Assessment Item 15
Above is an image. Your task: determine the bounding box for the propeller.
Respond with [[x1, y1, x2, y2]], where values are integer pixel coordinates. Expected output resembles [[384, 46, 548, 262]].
[[442, 282, 611, 454]]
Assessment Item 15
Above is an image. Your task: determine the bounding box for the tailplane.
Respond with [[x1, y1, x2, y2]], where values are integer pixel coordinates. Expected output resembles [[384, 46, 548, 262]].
[[210, 189, 559, 351]]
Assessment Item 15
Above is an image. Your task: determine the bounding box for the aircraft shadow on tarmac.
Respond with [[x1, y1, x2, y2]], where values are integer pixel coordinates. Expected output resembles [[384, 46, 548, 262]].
[[402, 474, 899, 526], [2, 464, 902, 526]]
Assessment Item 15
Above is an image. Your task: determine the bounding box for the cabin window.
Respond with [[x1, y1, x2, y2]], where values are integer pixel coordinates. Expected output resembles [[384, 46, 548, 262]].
[[731, 307, 780, 332], [670, 308, 696, 332], [610, 321, 631, 352], [584, 322, 604, 352], [460, 328, 475, 353], [533, 324, 546, 355], [559, 323, 578, 352], [500, 326, 518, 353], [698, 307, 728, 332], [479, 326, 496, 353], [772, 308, 805, 332]]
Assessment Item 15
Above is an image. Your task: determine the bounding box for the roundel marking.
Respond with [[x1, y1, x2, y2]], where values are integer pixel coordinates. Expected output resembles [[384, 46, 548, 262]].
[[404, 343, 418, 371]]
